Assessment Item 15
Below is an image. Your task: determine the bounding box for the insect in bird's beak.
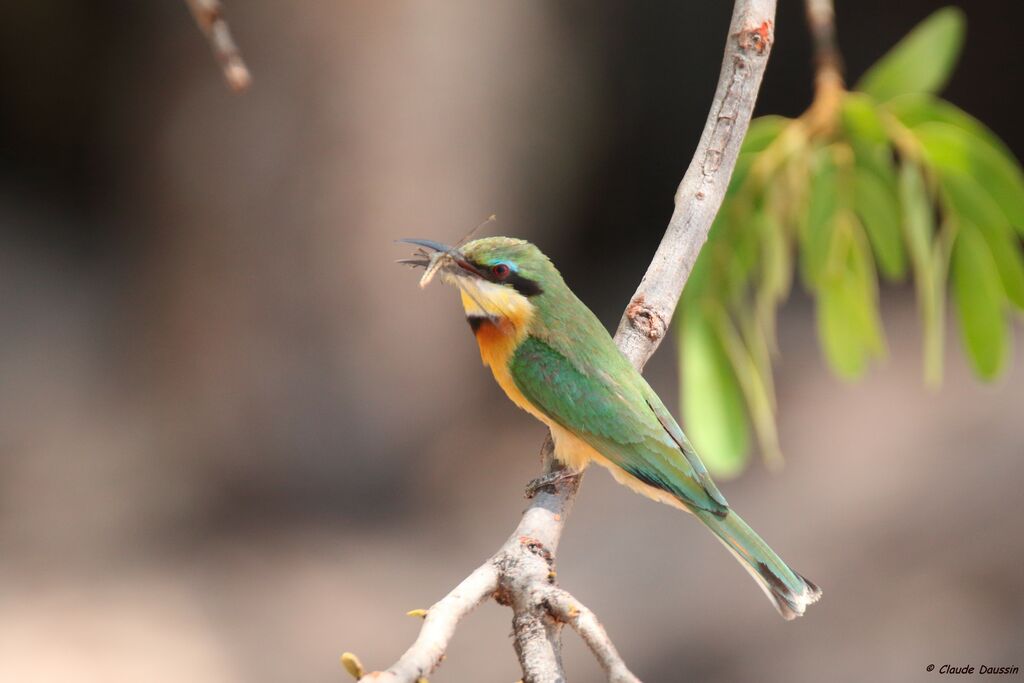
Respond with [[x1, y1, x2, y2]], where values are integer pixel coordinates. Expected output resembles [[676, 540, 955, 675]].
[[396, 238, 484, 288]]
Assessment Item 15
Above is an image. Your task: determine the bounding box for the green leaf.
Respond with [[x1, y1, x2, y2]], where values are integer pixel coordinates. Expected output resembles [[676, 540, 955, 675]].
[[857, 7, 966, 102], [753, 208, 791, 349], [817, 277, 868, 379], [728, 154, 754, 198], [885, 94, 1007, 154], [900, 163, 933, 265], [815, 230, 885, 379], [742, 115, 789, 155], [951, 226, 1009, 379], [801, 150, 839, 286], [739, 308, 777, 413], [680, 307, 750, 476], [939, 171, 1024, 310], [711, 306, 783, 469], [847, 228, 886, 357], [842, 93, 888, 145], [727, 215, 762, 299], [899, 162, 945, 385], [976, 223, 1024, 313], [757, 210, 791, 314], [854, 162, 907, 279], [730, 116, 792, 199], [849, 135, 898, 188], [939, 168, 1009, 230], [683, 235, 714, 302], [914, 121, 1024, 232]]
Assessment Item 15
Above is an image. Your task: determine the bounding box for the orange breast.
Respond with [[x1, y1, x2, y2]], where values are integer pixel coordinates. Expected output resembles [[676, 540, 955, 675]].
[[472, 317, 517, 367], [466, 318, 550, 429]]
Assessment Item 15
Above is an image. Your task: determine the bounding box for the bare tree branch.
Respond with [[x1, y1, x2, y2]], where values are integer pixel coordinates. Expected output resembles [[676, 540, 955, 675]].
[[358, 564, 500, 682], [357, 1, 777, 680], [184, 0, 252, 92], [614, 0, 777, 365]]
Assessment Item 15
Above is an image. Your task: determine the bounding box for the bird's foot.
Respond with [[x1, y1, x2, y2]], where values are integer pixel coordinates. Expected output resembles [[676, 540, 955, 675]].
[[524, 468, 582, 499]]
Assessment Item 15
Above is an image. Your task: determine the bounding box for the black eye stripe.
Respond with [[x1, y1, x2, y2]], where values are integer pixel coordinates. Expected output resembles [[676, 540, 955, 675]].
[[467, 259, 544, 297], [508, 272, 543, 297]]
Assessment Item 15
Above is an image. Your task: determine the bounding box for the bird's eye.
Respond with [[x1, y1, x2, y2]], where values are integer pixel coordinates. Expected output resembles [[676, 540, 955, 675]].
[[491, 263, 511, 280]]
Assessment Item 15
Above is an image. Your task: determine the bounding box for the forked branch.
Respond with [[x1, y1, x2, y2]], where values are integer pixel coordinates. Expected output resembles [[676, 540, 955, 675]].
[[352, 1, 777, 681]]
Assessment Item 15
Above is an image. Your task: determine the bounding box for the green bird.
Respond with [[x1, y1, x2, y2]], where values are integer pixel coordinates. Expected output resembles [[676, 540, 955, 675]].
[[400, 236, 821, 619]]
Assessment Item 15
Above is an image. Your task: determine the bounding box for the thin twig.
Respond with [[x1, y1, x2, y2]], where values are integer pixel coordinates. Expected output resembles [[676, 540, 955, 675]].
[[360, 563, 499, 682], [802, 0, 844, 134], [184, 0, 252, 92], [358, 1, 777, 681], [543, 587, 641, 683], [805, 0, 843, 83]]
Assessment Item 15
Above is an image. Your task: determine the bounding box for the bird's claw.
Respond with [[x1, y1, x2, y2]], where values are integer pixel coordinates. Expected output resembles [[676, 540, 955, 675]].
[[524, 469, 581, 499]]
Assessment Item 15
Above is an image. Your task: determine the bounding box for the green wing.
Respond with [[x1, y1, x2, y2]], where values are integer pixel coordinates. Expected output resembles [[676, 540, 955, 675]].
[[640, 386, 727, 507], [509, 336, 728, 516]]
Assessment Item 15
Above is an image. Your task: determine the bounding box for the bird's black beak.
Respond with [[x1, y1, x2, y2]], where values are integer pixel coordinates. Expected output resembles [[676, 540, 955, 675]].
[[397, 238, 453, 254], [395, 238, 451, 268], [396, 238, 484, 278]]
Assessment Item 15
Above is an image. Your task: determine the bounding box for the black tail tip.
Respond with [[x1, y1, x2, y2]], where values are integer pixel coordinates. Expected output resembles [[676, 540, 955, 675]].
[[758, 562, 823, 620], [778, 572, 823, 620]]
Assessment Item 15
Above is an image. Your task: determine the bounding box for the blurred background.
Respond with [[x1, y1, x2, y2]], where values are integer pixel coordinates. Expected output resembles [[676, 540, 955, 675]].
[[1, 1, 1022, 681]]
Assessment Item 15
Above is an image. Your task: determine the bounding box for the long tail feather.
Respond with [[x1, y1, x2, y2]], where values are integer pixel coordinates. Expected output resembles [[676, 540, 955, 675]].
[[697, 509, 822, 620]]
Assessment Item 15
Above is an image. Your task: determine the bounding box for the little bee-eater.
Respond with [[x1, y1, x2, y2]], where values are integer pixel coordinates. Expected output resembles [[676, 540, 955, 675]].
[[400, 236, 821, 619]]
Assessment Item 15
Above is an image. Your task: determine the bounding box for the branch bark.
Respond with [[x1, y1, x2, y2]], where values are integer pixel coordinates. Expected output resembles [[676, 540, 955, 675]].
[[358, 1, 777, 680], [184, 0, 252, 92], [543, 587, 641, 683], [360, 564, 500, 681], [614, 0, 777, 365]]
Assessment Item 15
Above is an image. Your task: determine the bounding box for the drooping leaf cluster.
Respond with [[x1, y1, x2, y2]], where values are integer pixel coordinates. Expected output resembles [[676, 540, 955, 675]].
[[677, 8, 1024, 476]]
